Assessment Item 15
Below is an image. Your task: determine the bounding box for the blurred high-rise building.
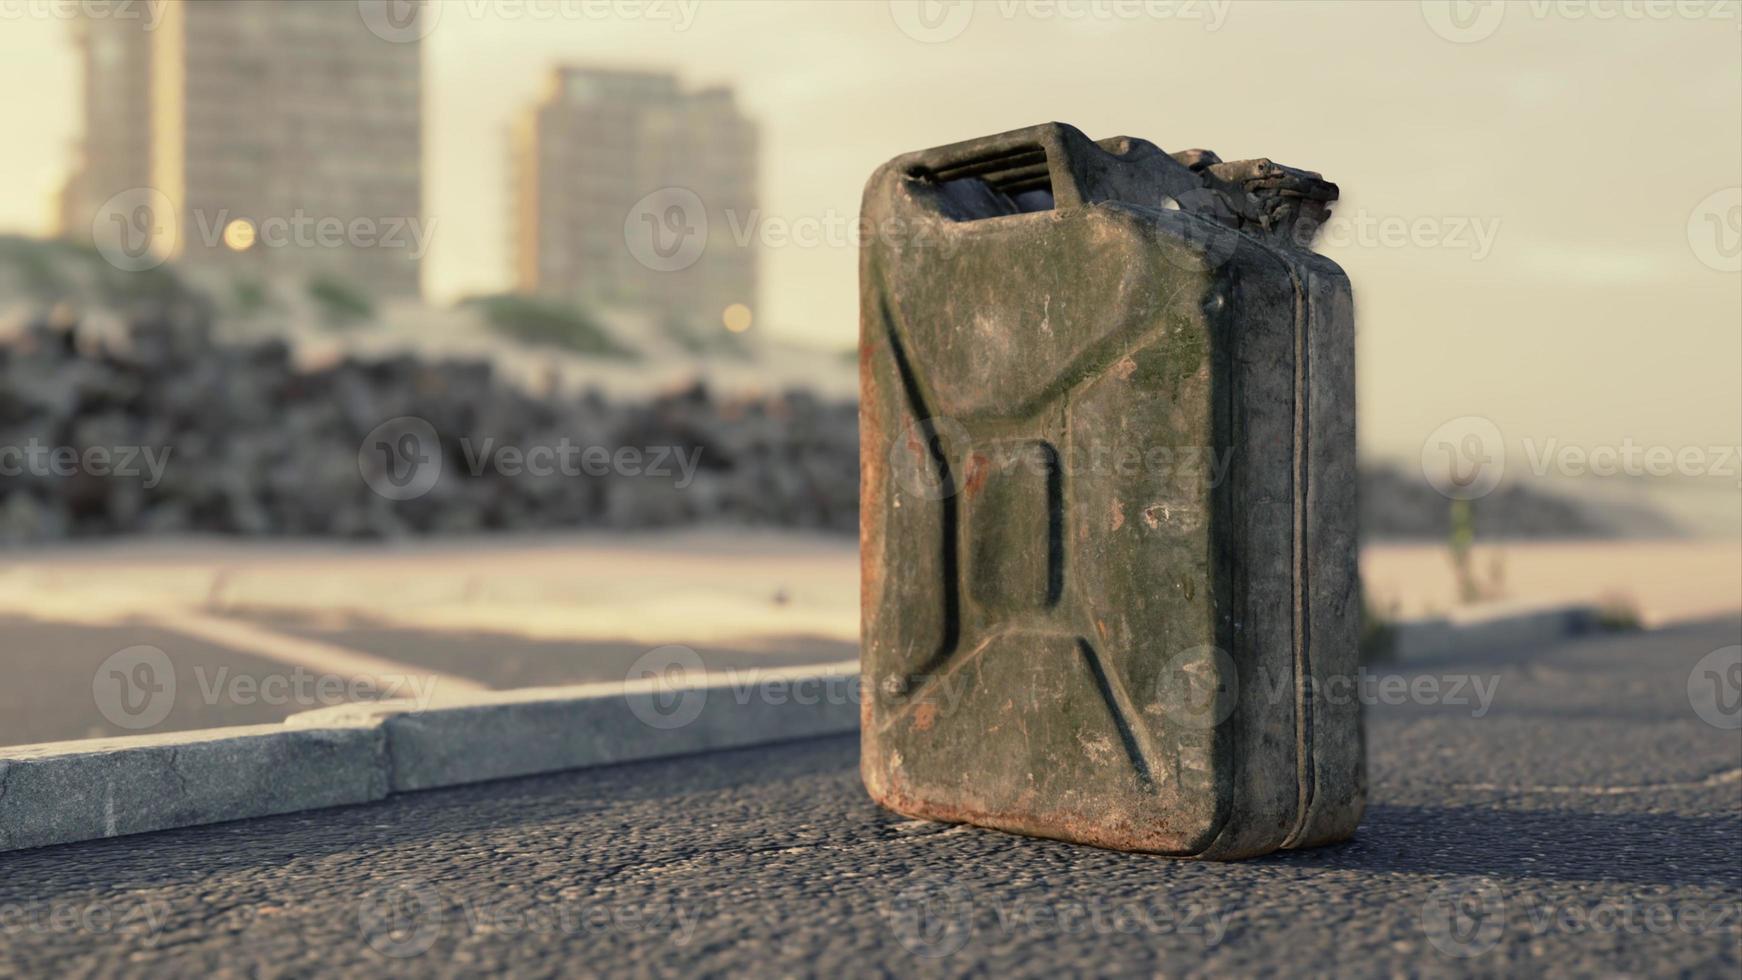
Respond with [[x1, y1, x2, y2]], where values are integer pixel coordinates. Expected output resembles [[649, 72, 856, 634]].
[[61, 1, 424, 297], [511, 66, 759, 333], [60, 11, 151, 246]]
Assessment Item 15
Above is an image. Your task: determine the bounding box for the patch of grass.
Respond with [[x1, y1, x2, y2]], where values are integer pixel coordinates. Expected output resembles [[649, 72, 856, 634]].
[[307, 275, 376, 328], [1, 236, 189, 309], [231, 277, 273, 317], [660, 312, 749, 359], [0, 236, 71, 301], [462, 293, 633, 358]]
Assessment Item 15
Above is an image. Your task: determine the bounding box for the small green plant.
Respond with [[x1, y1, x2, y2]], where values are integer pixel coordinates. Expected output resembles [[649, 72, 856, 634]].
[[462, 293, 633, 358], [0, 235, 190, 311], [1446, 498, 1507, 605], [1448, 498, 1478, 604], [307, 275, 376, 327]]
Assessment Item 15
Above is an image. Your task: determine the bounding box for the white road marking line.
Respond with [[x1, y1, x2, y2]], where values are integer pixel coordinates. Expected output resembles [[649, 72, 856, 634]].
[[143, 609, 487, 697]]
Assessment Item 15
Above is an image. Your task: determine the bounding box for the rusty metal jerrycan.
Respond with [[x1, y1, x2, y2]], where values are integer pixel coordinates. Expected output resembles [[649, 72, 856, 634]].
[[858, 122, 1363, 857]]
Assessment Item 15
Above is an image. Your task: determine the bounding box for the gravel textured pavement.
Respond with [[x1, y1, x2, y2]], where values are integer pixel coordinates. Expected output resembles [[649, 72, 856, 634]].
[[1, 616, 1737, 977]]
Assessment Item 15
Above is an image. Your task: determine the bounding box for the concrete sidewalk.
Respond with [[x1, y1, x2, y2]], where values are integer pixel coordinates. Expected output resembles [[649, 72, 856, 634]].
[[1, 617, 1736, 976]]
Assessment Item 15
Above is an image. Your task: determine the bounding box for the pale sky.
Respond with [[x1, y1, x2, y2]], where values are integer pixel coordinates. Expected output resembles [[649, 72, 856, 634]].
[[0, 0, 1737, 471]]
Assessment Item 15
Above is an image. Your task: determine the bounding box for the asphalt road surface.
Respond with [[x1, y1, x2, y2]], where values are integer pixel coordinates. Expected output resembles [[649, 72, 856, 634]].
[[2, 617, 1738, 977]]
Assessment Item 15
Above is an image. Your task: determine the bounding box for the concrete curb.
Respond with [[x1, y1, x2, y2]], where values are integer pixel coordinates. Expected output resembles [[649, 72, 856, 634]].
[[0, 601, 1603, 854], [1390, 602, 1601, 661], [0, 661, 860, 854]]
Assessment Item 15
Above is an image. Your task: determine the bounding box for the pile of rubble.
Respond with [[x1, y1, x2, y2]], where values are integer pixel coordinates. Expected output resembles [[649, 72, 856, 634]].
[[0, 307, 860, 543]]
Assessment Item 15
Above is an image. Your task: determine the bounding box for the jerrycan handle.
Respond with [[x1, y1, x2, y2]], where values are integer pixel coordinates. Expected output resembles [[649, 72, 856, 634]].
[[901, 122, 1095, 209]]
